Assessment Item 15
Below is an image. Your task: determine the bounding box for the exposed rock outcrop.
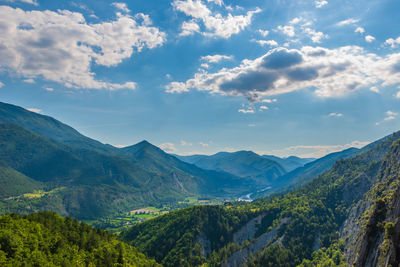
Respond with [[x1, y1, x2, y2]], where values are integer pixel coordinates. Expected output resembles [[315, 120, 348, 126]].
[[232, 214, 265, 245], [221, 217, 290, 267], [341, 141, 400, 267]]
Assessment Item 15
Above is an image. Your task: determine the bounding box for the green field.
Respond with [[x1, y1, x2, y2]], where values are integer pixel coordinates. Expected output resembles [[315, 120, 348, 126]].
[[88, 197, 226, 232]]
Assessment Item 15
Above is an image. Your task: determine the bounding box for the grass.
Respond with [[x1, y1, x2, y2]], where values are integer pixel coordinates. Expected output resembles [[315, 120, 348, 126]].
[[22, 187, 67, 199]]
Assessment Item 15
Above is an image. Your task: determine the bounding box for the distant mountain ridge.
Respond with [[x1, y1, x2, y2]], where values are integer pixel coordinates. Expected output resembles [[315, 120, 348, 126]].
[[262, 155, 315, 172], [176, 151, 286, 185], [274, 147, 360, 188], [176, 146, 366, 199]]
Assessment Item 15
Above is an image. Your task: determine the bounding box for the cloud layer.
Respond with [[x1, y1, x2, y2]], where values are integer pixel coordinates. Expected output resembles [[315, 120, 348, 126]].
[[0, 6, 165, 90], [166, 46, 400, 100], [173, 0, 261, 38]]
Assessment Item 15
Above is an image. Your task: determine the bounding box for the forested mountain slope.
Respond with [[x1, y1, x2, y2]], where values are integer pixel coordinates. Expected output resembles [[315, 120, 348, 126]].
[[122, 141, 256, 196], [259, 147, 361, 194], [0, 165, 43, 199], [122, 130, 400, 267], [0, 212, 159, 266]]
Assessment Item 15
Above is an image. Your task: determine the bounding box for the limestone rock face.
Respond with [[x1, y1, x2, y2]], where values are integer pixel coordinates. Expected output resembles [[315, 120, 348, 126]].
[[341, 141, 400, 267]]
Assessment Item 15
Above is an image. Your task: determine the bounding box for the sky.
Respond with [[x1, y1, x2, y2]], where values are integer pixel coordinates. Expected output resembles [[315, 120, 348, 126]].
[[0, 0, 400, 158]]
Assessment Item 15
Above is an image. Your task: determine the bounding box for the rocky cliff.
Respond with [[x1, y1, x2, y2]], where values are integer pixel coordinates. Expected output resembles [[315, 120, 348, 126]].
[[341, 140, 400, 266]]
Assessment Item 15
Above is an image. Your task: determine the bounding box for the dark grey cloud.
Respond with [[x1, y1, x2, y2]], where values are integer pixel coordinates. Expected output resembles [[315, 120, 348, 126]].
[[306, 49, 326, 57], [261, 49, 303, 69], [220, 70, 278, 93], [286, 67, 319, 81], [323, 62, 349, 77], [18, 22, 34, 30], [391, 60, 400, 73], [27, 36, 56, 48]]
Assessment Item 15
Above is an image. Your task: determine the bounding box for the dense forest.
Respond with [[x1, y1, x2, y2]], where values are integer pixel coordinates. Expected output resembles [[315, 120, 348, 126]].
[[0, 212, 159, 266]]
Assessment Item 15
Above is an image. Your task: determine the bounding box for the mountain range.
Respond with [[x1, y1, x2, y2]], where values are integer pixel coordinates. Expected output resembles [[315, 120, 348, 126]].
[[121, 126, 400, 267], [176, 151, 287, 186], [1, 100, 400, 266], [0, 101, 370, 219], [0, 102, 256, 219]]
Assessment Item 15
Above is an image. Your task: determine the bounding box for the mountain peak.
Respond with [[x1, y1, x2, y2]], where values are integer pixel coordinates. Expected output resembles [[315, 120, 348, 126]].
[[121, 140, 165, 158], [136, 140, 152, 146]]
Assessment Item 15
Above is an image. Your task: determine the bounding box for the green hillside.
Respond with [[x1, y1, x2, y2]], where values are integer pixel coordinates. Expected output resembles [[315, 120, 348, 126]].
[[252, 147, 362, 198], [0, 122, 194, 219], [0, 102, 121, 156], [0, 165, 43, 199], [0, 212, 159, 266]]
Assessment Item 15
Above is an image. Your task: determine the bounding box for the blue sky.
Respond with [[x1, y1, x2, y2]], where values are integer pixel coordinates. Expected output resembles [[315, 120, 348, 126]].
[[0, 0, 400, 157]]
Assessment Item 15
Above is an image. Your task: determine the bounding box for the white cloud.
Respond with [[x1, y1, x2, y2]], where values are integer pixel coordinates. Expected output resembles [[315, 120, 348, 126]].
[[27, 108, 41, 113], [262, 140, 369, 158], [0, 6, 165, 90], [0, 81, 4, 87], [159, 142, 177, 153], [277, 18, 327, 43], [111, 2, 130, 13], [365, 35, 375, 43], [199, 142, 209, 147], [370, 86, 380, 93], [113, 144, 127, 148], [385, 36, 400, 48], [277, 25, 295, 37], [258, 29, 269, 37], [355, 27, 365, 34], [259, 105, 268, 111], [290, 17, 303, 25], [328, 112, 343, 117], [262, 98, 277, 103], [314, 0, 328, 8], [173, 0, 261, 38], [23, 78, 35, 83], [179, 19, 200, 36], [376, 111, 399, 125], [254, 39, 278, 47], [45, 87, 54, 92], [165, 46, 400, 100], [201, 63, 209, 69], [384, 116, 396, 121], [165, 81, 190, 93], [304, 28, 328, 43], [386, 110, 398, 116], [396, 91, 400, 98], [337, 18, 359, 26], [201, 54, 233, 63], [180, 140, 193, 146], [248, 124, 256, 127], [238, 108, 255, 114], [207, 0, 223, 6], [18, 0, 38, 6]]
